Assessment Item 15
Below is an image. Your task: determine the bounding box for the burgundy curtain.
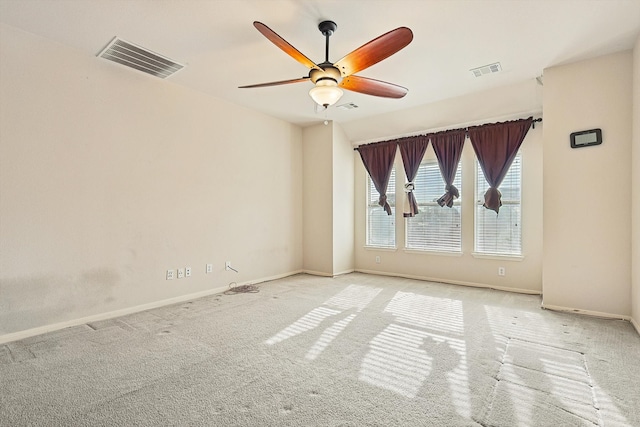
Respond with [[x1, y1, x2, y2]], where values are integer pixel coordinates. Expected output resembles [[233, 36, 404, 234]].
[[357, 141, 397, 215], [468, 117, 533, 213], [430, 129, 466, 208], [397, 136, 430, 217]]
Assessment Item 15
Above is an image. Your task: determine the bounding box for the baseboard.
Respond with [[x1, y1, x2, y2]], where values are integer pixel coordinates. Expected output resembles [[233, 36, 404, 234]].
[[247, 269, 304, 285], [540, 303, 631, 321], [628, 317, 640, 335], [332, 269, 356, 277], [302, 269, 356, 278], [0, 269, 303, 345], [302, 269, 334, 277], [354, 269, 541, 295]]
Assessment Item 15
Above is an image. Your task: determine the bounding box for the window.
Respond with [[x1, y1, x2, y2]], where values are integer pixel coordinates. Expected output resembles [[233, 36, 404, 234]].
[[366, 168, 395, 247], [406, 160, 462, 252], [475, 153, 521, 255]]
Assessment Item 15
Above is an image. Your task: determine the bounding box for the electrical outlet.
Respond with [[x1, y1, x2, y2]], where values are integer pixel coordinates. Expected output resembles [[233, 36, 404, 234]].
[[225, 261, 231, 271], [166, 269, 174, 280], [177, 268, 185, 279], [498, 267, 506, 276], [375, 256, 381, 264], [185, 267, 191, 277], [206, 263, 213, 274]]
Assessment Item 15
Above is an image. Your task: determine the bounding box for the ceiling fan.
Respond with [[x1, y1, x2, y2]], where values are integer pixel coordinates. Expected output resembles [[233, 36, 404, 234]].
[[239, 21, 413, 109]]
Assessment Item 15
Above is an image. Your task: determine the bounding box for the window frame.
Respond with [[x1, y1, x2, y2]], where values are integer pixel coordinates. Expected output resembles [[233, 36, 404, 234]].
[[473, 152, 523, 258], [404, 159, 462, 254], [365, 167, 396, 249]]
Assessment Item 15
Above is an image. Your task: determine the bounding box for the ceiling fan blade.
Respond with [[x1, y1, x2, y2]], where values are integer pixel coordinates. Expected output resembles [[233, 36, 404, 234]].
[[334, 27, 413, 77], [238, 77, 310, 89], [339, 75, 408, 98], [253, 22, 321, 71]]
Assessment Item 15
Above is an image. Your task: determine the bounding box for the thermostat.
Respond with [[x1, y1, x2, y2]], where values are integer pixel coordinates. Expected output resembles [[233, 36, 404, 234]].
[[570, 128, 602, 148]]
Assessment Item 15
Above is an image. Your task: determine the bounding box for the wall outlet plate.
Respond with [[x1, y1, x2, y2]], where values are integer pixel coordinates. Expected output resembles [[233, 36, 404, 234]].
[[177, 268, 185, 279], [206, 263, 213, 273], [166, 269, 174, 280], [185, 267, 191, 277]]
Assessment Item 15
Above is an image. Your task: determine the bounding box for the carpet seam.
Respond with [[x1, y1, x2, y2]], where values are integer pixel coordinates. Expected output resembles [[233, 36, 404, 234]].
[[583, 356, 604, 426], [477, 336, 511, 426]]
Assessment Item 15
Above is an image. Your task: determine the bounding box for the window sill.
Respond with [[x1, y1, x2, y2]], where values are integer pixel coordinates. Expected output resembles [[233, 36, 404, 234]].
[[472, 252, 524, 261], [403, 248, 463, 257], [364, 245, 397, 252]]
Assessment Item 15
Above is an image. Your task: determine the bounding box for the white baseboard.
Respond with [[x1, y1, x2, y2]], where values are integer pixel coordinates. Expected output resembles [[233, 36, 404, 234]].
[[332, 269, 355, 277], [630, 317, 640, 335], [247, 269, 304, 285], [302, 269, 334, 277], [354, 269, 542, 295], [302, 269, 356, 277], [540, 303, 631, 321], [0, 269, 303, 345]]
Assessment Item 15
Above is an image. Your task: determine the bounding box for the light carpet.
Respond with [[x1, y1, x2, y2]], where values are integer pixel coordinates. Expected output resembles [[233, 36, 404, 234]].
[[1, 273, 639, 426]]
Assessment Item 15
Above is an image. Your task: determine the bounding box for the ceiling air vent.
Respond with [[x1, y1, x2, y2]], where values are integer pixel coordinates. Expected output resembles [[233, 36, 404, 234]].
[[336, 102, 359, 110], [470, 62, 502, 78], [97, 37, 184, 78]]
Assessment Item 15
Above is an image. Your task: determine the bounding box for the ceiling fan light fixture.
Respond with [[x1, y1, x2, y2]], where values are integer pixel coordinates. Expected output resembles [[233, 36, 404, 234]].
[[309, 79, 343, 108]]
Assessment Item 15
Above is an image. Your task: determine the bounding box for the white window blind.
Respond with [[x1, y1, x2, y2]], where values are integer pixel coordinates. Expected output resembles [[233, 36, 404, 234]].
[[475, 153, 522, 255], [366, 168, 395, 247], [406, 160, 462, 252]]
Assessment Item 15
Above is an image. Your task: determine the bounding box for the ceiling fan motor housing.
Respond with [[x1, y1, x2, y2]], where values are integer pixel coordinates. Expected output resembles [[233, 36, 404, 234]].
[[310, 65, 341, 85]]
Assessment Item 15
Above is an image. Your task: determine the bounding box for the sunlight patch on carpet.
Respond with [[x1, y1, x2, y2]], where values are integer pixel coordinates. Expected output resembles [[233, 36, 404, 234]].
[[265, 284, 382, 361], [305, 314, 357, 360], [323, 284, 382, 311], [384, 291, 464, 335], [265, 307, 341, 346], [359, 291, 470, 417]]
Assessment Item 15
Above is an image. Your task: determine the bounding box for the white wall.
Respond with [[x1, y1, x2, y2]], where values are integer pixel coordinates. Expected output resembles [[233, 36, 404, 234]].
[[332, 123, 355, 275], [302, 121, 355, 276], [542, 51, 633, 317], [302, 124, 333, 275], [0, 24, 303, 336], [342, 79, 542, 143], [632, 34, 640, 330], [351, 85, 544, 294]]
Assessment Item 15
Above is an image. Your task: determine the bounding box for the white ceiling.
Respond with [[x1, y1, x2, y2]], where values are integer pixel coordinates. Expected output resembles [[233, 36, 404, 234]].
[[1, 0, 639, 127]]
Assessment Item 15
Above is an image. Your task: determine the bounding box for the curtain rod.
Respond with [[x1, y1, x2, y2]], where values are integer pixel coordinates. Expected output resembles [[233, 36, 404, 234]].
[[353, 115, 542, 151]]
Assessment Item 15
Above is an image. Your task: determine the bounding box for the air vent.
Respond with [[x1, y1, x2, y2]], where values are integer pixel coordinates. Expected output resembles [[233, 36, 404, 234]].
[[470, 62, 502, 78], [336, 102, 359, 110], [97, 37, 184, 78]]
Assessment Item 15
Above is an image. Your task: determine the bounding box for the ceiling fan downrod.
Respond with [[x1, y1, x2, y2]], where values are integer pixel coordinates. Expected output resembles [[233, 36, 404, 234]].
[[309, 20, 342, 107], [318, 20, 337, 65]]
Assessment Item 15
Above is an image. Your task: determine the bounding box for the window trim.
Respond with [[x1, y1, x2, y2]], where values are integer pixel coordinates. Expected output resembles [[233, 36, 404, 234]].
[[471, 252, 524, 261], [404, 248, 463, 257], [364, 245, 398, 252]]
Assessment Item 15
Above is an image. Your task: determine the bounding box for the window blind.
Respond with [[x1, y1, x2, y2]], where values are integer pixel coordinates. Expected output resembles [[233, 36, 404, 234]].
[[475, 153, 522, 255], [367, 168, 396, 247], [406, 160, 462, 252]]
